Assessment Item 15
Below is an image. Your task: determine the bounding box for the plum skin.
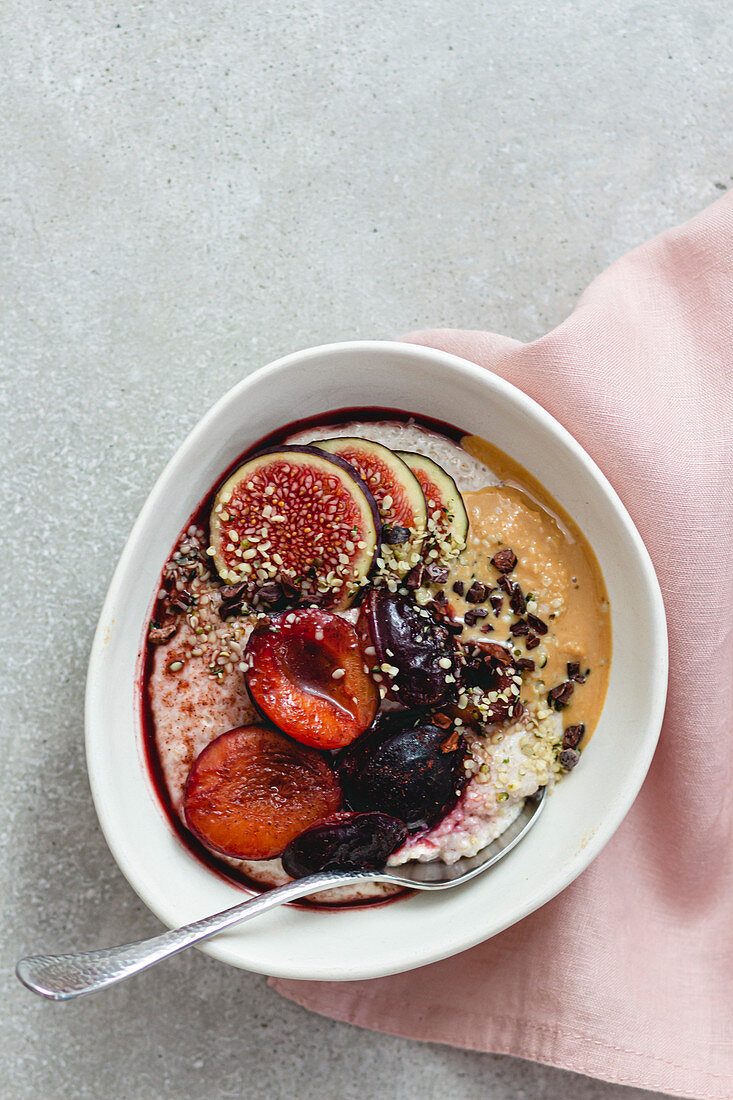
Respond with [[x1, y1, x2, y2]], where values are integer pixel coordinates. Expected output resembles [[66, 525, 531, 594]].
[[357, 589, 457, 709], [337, 712, 468, 833], [395, 449, 469, 554], [281, 811, 408, 879]]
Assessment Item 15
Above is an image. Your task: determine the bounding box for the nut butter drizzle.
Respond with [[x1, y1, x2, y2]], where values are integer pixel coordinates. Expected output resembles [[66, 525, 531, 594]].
[[451, 434, 612, 747]]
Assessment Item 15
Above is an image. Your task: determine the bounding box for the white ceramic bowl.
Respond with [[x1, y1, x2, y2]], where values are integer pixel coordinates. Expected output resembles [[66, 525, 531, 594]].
[[85, 340, 667, 981]]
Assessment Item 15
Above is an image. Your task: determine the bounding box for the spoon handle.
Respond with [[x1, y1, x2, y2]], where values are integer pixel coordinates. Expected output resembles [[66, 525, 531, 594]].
[[16, 870, 378, 1000]]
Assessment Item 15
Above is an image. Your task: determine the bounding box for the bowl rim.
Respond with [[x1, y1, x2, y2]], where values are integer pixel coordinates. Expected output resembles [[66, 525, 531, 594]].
[[85, 339, 668, 980]]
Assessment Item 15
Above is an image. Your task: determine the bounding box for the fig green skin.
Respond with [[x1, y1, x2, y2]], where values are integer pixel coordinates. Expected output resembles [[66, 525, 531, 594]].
[[394, 449, 469, 551], [337, 712, 468, 833], [281, 811, 408, 878]]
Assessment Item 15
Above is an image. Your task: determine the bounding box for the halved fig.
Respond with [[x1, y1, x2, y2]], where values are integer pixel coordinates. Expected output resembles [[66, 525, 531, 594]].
[[395, 451, 469, 559], [357, 588, 457, 708], [281, 811, 407, 878], [183, 725, 342, 860], [244, 609, 380, 750], [337, 712, 468, 832], [208, 445, 381, 609], [314, 437, 427, 567]]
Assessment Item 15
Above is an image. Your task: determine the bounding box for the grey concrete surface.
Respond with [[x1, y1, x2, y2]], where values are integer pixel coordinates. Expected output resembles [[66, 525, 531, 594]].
[[2, 1, 730, 1097]]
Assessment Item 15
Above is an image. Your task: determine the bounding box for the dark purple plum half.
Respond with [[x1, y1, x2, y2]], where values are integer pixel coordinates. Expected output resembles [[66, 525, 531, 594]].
[[337, 711, 468, 832], [357, 588, 457, 707], [209, 445, 381, 609], [281, 811, 408, 878]]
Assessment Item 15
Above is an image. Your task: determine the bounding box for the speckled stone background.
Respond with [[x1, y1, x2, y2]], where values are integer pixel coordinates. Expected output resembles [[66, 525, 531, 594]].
[[2, 2, 731, 1097]]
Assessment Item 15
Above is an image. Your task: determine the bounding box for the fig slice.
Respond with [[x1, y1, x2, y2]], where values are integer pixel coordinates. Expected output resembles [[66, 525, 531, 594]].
[[208, 445, 381, 609], [395, 450, 469, 559], [244, 609, 380, 750], [281, 811, 408, 878], [337, 712, 468, 832], [183, 725, 342, 860], [357, 588, 457, 708], [313, 437, 428, 570]]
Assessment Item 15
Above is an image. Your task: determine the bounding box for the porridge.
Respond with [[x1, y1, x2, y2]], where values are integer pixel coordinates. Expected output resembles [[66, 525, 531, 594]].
[[143, 412, 611, 904]]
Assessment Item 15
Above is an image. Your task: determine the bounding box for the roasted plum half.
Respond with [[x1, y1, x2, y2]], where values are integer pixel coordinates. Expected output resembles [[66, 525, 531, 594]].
[[314, 437, 428, 563], [395, 450, 469, 558], [357, 588, 457, 708], [338, 712, 468, 832], [183, 725, 342, 860], [208, 445, 381, 609], [281, 811, 407, 878], [244, 609, 380, 750]]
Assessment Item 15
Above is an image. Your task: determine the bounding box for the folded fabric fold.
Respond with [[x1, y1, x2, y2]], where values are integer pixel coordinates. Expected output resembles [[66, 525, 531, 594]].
[[272, 194, 733, 1100]]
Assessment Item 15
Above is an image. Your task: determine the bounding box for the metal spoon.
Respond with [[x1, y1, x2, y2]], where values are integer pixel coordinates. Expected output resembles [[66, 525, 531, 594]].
[[16, 788, 546, 1001]]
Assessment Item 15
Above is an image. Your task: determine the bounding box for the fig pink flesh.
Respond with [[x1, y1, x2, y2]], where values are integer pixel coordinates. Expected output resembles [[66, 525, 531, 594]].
[[209, 445, 380, 608]]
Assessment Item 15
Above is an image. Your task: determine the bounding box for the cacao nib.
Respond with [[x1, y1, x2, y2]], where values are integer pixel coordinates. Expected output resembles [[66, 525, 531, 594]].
[[509, 587, 526, 616], [148, 620, 179, 645], [167, 588, 194, 613], [446, 620, 464, 635], [476, 641, 514, 665], [256, 582, 286, 608], [464, 607, 489, 626], [526, 613, 548, 635], [548, 681, 575, 709], [280, 578, 302, 600], [424, 563, 449, 584], [429, 592, 449, 615], [510, 619, 530, 636], [452, 580, 465, 596], [220, 581, 249, 600], [489, 590, 503, 616], [567, 662, 587, 683], [559, 748, 580, 770], [219, 581, 252, 619], [498, 575, 526, 615], [562, 723, 585, 749], [480, 623, 495, 633], [491, 547, 517, 573], [515, 658, 535, 672], [405, 563, 425, 589], [526, 634, 540, 649], [384, 525, 410, 545], [440, 729, 461, 753], [466, 581, 489, 604]]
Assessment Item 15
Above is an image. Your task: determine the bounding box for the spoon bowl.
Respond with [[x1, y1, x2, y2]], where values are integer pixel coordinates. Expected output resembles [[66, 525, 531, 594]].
[[16, 788, 546, 1001]]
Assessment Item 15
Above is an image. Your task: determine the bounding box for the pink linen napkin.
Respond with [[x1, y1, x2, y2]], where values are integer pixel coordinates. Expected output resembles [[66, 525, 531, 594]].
[[271, 194, 733, 1099]]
